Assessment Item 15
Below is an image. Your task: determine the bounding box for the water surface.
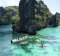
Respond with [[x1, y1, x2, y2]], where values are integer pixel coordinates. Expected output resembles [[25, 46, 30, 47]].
[[0, 25, 60, 56]]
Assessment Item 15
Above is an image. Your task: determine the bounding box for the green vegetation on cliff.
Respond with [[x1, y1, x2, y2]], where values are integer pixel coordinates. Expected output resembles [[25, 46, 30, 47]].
[[55, 12, 60, 25], [12, 0, 53, 34], [0, 7, 11, 25], [0, 0, 60, 34], [35, 0, 52, 29], [6, 6, 19, 23], [0, 6, 19, 25]]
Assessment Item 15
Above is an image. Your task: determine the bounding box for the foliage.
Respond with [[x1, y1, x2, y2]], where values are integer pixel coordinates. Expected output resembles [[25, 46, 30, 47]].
[[12, 0, 53, 34], [0, 6, 19, 25], [5, 6, 19, 24], [0, 7, 11, 25], [55, 12, 60, 25], [35, 0, 52, 28]]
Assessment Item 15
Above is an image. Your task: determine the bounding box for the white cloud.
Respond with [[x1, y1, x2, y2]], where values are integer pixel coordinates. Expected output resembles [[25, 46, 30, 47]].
[[43, 0, 60, 14], [0, 0, 20, 7], [0, 0, 60, 14]]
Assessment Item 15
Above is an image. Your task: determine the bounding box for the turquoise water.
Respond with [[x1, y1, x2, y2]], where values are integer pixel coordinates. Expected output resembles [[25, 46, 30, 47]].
[[0, 25, 60, 56]]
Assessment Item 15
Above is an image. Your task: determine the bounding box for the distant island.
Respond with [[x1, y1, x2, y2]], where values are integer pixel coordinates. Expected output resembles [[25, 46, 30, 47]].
[[0, 0, 60, 34]]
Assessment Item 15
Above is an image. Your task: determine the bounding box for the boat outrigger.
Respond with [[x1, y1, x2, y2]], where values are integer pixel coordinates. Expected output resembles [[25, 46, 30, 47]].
[[11, 36, 27, 43]]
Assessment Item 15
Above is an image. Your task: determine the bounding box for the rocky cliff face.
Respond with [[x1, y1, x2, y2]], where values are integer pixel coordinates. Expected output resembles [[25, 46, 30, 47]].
[[13, 0, 36, 34], [55, 12, 60, 26], [19, 0, 36, 34], [47, 15, 57, 27], [46, 12, 60, 27], [12, 0, 58, 34]]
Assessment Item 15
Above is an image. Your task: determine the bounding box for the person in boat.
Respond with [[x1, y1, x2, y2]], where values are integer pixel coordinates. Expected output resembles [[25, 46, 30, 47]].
[[18, 36, 25, 40]]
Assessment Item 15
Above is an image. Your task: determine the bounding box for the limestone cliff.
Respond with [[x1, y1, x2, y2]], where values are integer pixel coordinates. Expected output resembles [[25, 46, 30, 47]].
[[12, 0, 58, 34]]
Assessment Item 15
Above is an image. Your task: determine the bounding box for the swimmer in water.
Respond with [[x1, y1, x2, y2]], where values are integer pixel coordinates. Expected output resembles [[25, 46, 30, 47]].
[[37, 41, 46, 48]]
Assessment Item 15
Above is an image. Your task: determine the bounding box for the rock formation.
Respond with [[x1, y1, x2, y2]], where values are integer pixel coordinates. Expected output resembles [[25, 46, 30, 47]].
[[18, 0, 36, 34], [12, 0, 58, 34], [47, 15, 57, 27]]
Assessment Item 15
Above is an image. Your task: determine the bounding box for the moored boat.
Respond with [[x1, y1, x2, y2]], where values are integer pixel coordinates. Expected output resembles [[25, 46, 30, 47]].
[[11, 36, 27, 43]]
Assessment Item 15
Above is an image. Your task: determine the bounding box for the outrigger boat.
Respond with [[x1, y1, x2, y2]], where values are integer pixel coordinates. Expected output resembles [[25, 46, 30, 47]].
[[11, 36, 27, 43]]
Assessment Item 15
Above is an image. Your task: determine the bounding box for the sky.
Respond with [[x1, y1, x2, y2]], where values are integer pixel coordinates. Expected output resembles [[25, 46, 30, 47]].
[[0, 0, 60, 14]]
